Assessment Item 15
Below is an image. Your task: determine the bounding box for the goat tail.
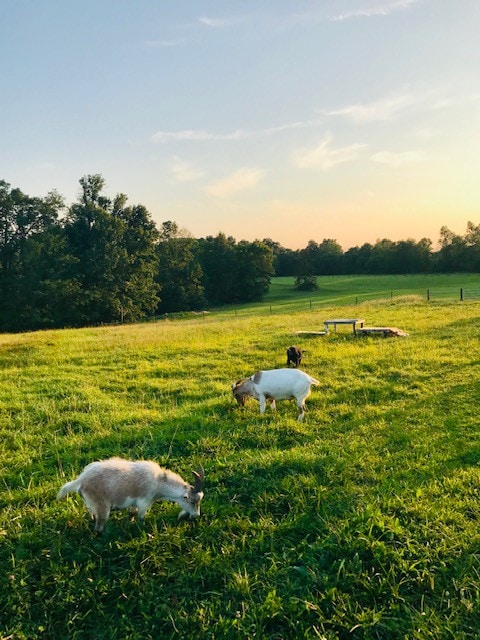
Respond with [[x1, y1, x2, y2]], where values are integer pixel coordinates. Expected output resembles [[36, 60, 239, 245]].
[[57, 478, 81, 500], [310, 376, 320, 386]]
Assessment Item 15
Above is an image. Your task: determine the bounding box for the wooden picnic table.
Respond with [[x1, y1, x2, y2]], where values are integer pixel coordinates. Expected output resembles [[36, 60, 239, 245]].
[[324, 318, 365, 334]]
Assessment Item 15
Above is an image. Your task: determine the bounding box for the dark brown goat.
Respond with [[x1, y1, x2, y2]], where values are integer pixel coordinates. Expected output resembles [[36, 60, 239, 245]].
[[286, 345, 303, 368]]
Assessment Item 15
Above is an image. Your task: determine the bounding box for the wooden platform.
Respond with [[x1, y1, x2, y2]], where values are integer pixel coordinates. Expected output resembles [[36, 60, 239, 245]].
[[294, 330, 327, 336], [356, 326, 409, 337], [324, 318, 365, 334]]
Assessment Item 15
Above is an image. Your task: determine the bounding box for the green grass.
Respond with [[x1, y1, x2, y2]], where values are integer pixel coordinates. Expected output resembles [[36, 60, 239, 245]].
[[240, 273, 480, 313], [1, 275, 480, 639]]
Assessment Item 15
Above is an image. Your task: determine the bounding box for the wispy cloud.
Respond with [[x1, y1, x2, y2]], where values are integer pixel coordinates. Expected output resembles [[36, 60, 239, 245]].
[[204, 167, 265, 198], [152, 129, 245, 143], [294, 135, 366, 171], [152, 117, 323, 143], [370, 150, 428, 165], [321, 84, 466, 127], [142, 13, 245, 49], [331, 0, 420, 21], [171, 157, 205, 182], [321, 91, 417, 123], [198, 16, 241, 28]]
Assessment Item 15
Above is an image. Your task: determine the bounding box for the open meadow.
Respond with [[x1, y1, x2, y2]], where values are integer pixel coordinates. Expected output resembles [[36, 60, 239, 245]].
[[1, 277, 480, 639]]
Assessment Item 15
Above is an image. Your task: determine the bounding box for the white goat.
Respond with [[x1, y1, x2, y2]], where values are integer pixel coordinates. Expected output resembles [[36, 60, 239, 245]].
[[57, 457, 205, 533], [232, 368, 319, 420]]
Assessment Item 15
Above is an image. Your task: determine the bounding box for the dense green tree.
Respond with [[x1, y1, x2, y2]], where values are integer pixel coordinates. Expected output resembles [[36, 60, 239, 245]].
[[437, 226, 468, 272], [365, 238, 396, 273], [12, 228, 81, 330], [295, 239, 344, 276], [295, 240, 317, 278], [197, 233, 237, 304], [156, 222, 206, 313], [294, 275, 318, 290], [64, 175, 159, 324], [262, 238, 298, 276], [0, 180, 63, 269], [114, 203, 160, 322], [343, 243, 374, 273], [0, 181, 65, 330], [275, 249, 299, 276], [233, 240, 274, 302], [197, 234, 274, 305], [463, 221, 480, 271], [392, 238, 432, 273], [314, 239, 344, 274]]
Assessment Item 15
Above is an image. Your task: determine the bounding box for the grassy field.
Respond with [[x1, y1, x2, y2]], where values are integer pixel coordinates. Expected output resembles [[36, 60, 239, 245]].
[[1, 275, 480, 639], [212, 273, 480, 318], [265, 273, 480, 304]]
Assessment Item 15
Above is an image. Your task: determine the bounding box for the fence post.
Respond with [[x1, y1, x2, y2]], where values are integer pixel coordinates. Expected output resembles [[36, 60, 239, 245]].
[[427, 289, 430, 301], [460, 288, 463, 301]]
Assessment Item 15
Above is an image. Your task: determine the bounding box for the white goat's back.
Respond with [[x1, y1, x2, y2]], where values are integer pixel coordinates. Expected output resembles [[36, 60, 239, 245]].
[[254, 368, 319, 398]]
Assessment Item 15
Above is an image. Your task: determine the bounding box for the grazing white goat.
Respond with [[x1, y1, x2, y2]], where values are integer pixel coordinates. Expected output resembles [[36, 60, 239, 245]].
[[57, 457, 205, 533], [232, 368, 319, 420]]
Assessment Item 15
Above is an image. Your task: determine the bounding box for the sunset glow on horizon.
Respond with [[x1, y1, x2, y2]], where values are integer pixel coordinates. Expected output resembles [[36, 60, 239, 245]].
[[1, 1, 479, 250]]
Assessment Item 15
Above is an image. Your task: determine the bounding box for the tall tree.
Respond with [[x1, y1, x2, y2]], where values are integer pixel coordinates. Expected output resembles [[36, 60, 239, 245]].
[[262, 238, 298, 276], [366, 239, 396, 273], [65, 175, 159, 324], [156, 222, 206, 313], [114, 203, 160, 322], [197, 233, 237, 304], [314, 239, 344, 274], [437, 226, 468, 272], [13, 227, 81, 330], [233, 240, 274, 302], [0, 181, 65, 330], [393, 239, 432, 273], [343, 243, 373, 274], [463, 221, 480, 271], [198, 234, 274, 305]]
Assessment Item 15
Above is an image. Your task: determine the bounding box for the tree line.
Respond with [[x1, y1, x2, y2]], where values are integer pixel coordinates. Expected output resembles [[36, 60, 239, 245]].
[[0, 175, 273, 332], [1, 174, 479, 332], [268, 227, 480, 281]]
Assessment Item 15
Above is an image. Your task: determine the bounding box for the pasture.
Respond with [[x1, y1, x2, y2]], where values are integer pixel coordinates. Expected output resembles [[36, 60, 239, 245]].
[[1, 279, 480, 639], [230, 273, 480, 317]]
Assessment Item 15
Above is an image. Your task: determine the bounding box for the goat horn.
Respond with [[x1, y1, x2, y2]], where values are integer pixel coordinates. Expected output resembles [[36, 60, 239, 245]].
[[192, 464, 205, 492]]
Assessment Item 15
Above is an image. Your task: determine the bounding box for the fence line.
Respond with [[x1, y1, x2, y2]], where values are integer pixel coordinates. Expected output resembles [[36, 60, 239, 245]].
[[461, 288, 480, 300], [154, 287, 480, 323], [230, 287, 480, 319]]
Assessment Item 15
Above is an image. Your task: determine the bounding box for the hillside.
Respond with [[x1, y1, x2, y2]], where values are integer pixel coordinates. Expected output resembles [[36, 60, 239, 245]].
[[1, 288, 479, 638]]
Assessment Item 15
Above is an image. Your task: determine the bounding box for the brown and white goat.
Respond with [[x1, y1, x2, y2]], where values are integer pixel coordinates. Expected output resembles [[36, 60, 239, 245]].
[[57, 457, 205, 533], [232, 368, 319, 420]]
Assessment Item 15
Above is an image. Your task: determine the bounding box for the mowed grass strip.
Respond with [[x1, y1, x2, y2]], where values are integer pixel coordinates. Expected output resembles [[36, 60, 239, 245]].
[[1, 289, 480, 638]]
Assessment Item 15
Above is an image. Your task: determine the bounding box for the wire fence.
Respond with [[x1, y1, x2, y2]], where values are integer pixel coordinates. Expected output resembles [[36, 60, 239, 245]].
[[155, 287, 480, 323]]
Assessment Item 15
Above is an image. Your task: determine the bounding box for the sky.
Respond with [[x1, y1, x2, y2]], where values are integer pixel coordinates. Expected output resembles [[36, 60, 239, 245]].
[[1, 1, 479, 250]]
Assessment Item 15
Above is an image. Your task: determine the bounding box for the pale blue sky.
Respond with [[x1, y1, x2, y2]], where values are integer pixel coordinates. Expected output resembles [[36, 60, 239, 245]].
[[1, 1, 479, 249]]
